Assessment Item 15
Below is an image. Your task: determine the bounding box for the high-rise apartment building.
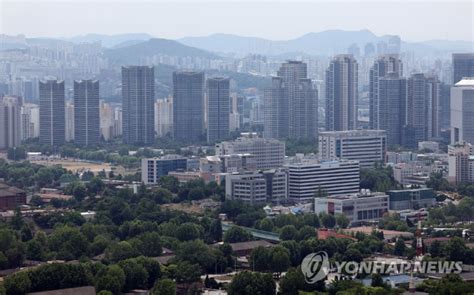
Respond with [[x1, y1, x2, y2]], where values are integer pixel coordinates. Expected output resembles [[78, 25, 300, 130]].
[[207, 77, 230, 143], [74, 80, 100, 146], [325, 54, 358, 131], [318, 130, 387, 169], [448, 142, 474, 184], [155, 97, 173, 138], [0, 96, 22, 149], [378, 73, 407, 146], [21, 103, 39, 140], [452, 53, 474, 84], [65, 102, 74, 142], [403, 74, 441, 148], [173, 71, 205, 142], [369, 55, 403, 129], [39, 80, 65, 146], [122, 66, 155, 145], [451, 78, 474, 145], [264, 61, 318, 140]]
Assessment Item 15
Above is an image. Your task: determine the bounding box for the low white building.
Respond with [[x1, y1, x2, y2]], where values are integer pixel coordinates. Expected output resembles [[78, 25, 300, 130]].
[[286, 157, 360, 200], [319, 129, 386, 169], [314, 191, 389, 225]]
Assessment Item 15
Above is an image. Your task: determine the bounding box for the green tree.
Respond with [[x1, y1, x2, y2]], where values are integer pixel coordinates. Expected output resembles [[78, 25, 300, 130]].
[[119, 259, 149, 291], [270, 246, 290, 273], [48, 226, 89, 260], [227, 271, 275, 295], [175, 223, 203, 241], [151, 279, 176, 295], [175, 261, 201, 284], [249, 246, 271, 272], [130, 232, 163, 257], [335, 213, 350, 228], [209, 219, 223, 242], [105, 241, 139, 263], [320, 213, 336, 229], [4, 271, 31, 295], [96, 265, 126, 295], [223, 226, 252, 243], [394, 238, 406, 256], [280, 225, 298, 241]]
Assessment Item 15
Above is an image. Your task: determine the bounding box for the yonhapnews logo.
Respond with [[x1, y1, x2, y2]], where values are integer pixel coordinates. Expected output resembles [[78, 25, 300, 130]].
[[301, 251, 330, 283], [300, 251, 463, 284]]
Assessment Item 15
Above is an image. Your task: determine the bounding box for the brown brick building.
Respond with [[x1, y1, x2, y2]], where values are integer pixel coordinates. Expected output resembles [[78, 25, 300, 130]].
[[0, 182, 26, 210]]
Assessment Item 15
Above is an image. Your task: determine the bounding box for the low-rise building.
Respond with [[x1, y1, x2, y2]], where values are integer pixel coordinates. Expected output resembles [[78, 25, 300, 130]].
[[319, 129, 386, 169], [141, 155, 188, 185], [418, 141, 440, 153], [388, 188, 435, 210], [225, 168, 288, 204], [286, 157, 360, 200], [314, 191, 389, 225], [216, 134, 285, 169], [0, 183, 26, 210]]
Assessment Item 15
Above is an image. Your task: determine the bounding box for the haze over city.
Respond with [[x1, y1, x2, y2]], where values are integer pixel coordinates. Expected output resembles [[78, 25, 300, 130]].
[[2, 0, 473, 41]]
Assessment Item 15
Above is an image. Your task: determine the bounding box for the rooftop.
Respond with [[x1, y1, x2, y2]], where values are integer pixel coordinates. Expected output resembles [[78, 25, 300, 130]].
[[455, 78, 474, 87]]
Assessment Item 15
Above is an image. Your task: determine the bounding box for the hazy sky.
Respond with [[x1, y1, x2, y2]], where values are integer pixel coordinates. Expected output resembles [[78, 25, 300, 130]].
[[1, 0, 473, 42]]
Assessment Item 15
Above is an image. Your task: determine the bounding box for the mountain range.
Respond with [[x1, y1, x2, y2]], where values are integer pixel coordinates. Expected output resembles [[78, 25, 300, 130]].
[[2, 30, 472, 59], [178, 30, 473, 56]]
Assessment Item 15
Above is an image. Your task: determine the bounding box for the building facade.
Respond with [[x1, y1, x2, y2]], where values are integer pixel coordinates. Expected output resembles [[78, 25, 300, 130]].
[[452, 53, 474, 84], [388, 188, 435, 211], [318, 129, 387, 169], [74, 80, 100, 146], [403, 74, 441, 148], [369, 55, 403, 129], [264, 61, 318, 140], [141, 156, 188, 185], [315, 191, 389, 225], [39, 80, 65, 146], [215, 134, 285, 170], [155, 97, 173, 138], [225, 168, 288, 204], [451, 78, 474, 145], [0, 96, 22, 149], [378, 73, 407, 146], [325, 54, 358, 131], [173, 71, 205, 142], [286, 159, 360, 200], [122, 66, 155, 145], [207, 77, 230, 143]]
